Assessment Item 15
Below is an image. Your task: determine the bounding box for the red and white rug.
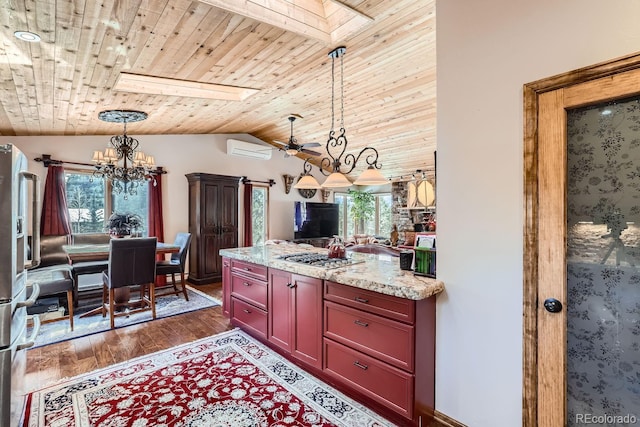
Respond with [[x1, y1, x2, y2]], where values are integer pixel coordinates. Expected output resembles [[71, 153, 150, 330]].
[[23, 329, 395, 426]]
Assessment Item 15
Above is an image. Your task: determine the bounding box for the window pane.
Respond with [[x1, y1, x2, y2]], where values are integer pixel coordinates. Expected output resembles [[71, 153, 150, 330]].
[[113, 185, 149, 236], [65, 172, 106, 233], [378, 194, 393, 236], [251, 187, 268, 245], [337, 195, 345, 238]]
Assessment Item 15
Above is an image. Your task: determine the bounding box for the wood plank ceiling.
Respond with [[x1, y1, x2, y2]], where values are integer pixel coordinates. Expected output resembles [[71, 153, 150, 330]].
[[0, 0, 436, 181]]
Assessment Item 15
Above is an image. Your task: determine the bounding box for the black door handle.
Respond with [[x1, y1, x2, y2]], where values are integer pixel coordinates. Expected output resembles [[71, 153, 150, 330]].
[[543, 298, 563, 313]]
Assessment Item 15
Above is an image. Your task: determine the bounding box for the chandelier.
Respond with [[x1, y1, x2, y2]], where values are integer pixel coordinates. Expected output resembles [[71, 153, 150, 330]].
[[294, 46, 387, 190], [92, 110, 156, 196]]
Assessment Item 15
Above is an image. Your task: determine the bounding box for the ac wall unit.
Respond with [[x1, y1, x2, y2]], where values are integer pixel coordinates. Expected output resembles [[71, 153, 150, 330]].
[[226, 139, 272, 160]]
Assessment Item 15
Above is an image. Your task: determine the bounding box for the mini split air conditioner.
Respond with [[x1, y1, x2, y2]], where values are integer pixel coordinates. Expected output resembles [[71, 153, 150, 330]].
[[226, 139, 272, 160]]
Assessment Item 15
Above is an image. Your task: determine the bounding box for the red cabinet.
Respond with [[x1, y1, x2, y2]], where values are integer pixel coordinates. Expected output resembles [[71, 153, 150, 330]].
[[268, 269, 322, 369], [324, 338, 414, 418], [228, 260, 268, 340], [222, 257, 231, 317], [323, 281, 435, 424], [324, 300, 415, 372], [222, 261, 436, 426], [268, 269, 293, 352]]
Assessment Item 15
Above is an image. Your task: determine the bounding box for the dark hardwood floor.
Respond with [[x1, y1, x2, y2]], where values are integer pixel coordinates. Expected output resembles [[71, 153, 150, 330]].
[[24, 282, 447, 427], [24, 283, 232, 391]]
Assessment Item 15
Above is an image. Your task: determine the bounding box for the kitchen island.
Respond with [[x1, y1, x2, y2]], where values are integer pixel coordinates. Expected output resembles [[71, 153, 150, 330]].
[[219, 244, 445, 427]]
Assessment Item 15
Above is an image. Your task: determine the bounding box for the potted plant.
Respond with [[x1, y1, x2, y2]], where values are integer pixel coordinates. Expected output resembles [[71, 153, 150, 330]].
[[106, 212, 143, 237]]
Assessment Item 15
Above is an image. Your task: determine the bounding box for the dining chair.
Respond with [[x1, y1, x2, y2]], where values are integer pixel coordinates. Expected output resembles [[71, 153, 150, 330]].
[[101, 237, 157, 329], [155, 232, 192, 301]]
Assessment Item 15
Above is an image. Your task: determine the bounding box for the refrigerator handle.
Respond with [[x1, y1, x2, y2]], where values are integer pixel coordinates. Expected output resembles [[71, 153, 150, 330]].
[[21, 171, 41, 269], [16, 315, 40, 351], [16, 283, 40, 309]]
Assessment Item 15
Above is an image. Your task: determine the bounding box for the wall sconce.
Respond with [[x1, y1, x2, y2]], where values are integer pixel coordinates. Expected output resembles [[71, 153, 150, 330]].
[[282, 174, 295, 194], [320, 189, 331, 203]]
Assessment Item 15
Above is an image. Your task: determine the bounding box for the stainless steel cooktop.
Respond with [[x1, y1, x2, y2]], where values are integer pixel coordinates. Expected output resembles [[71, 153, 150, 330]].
[[276, 252, 363, 269]]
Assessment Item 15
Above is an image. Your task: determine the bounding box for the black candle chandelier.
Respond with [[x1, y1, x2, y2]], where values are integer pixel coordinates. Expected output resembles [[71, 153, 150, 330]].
[[294, 46, 387, 189], [92, 110, 157, 196]]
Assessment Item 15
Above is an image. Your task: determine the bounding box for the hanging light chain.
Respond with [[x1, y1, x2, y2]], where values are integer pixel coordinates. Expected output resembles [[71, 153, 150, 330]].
[[331, 53, 335, 132], [340, 51, 344, 130]]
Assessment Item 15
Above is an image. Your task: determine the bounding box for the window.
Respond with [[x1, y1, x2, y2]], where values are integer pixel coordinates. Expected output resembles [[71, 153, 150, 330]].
[[335, 192, 392, 239], [251, 185, 269, 245], [64, 169, 149, 235]]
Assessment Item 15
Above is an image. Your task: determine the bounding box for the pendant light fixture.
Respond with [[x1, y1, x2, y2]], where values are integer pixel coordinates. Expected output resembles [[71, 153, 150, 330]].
[[294, 46, 386, 190], [91, 110, 157, 196]]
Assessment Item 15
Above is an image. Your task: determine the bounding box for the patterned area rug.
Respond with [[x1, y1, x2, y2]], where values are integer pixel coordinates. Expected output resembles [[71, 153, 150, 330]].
[[23, 329, 395, 427], [29, 285, 220, 348]]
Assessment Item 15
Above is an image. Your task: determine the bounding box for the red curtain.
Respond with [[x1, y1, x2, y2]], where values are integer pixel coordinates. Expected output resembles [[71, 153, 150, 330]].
[[40, 165, 72, 236], [243, 183, 253, 247], [148, 173, 166, 285], [148, 172, 164, 241]]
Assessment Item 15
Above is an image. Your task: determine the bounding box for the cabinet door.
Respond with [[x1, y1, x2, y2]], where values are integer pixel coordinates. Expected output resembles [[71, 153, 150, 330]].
[[291, 274, 323, 369], [268, 269, 293, 352]]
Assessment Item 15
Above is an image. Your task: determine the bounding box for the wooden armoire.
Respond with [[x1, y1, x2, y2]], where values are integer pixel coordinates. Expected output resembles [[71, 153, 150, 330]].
[[186, 173, 241, 285]]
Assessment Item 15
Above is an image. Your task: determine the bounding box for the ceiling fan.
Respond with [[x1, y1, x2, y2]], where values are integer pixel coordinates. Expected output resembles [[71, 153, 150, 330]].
[[273, 115, 321, 157]]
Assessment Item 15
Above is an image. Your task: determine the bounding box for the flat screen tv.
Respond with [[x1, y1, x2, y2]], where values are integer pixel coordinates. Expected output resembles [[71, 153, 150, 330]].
[[294, 202, 339, 239]]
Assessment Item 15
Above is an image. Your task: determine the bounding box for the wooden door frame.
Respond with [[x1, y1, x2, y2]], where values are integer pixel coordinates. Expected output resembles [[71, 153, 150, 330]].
[[522, 52, 640, 426]]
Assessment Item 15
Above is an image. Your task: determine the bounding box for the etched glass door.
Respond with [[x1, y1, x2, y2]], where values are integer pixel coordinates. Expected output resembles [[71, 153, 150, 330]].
[[566, 97, 640, 426]]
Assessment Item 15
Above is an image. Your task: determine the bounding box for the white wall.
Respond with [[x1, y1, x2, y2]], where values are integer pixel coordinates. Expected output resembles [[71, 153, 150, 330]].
[[437, 0, 640, 425], [4, 133, 323, 243]]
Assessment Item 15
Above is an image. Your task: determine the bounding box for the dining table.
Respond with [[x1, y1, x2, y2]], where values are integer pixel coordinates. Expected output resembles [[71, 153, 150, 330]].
[[62, 240, 181, 317], [63, 241, 180, 262]]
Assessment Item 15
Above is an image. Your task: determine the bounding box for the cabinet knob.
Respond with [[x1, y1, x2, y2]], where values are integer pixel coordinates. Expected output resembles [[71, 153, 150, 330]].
[[242, 282, 250, 286]]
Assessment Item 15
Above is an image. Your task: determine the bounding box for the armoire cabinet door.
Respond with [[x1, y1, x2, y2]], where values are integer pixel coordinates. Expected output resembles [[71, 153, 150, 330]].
[[186, 173, 240, 285]]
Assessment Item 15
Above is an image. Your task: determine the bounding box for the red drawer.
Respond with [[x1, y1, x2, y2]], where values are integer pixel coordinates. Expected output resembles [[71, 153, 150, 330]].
[[231, 259, 268, 281], [324, 338, 414, 418], [324, 281, 415, 324], [231, 297, 267, 339], [324, 301, 414, 371], [231, 273, 267, 310]]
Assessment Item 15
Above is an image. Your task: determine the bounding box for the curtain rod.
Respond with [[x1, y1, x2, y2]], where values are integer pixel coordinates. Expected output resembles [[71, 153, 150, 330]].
[[34, 154, 167, 174], [241, 176, 275, 186]]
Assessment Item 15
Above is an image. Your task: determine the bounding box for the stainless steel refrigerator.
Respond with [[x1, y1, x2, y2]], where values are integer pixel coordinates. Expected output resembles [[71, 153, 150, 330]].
[[0, 144, 41, 426]]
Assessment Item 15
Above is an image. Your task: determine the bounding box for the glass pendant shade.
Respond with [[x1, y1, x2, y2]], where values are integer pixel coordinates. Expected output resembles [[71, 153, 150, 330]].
[[322, 172, 352, 188], [293, 174, 322, 189], [285, 148, 299, 156], [353, 166, 388, 186]]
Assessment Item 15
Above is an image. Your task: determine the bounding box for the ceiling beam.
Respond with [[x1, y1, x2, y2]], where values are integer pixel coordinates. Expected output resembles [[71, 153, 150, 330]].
[[114, 73, 260, 101], [198, 0, 372, 44]]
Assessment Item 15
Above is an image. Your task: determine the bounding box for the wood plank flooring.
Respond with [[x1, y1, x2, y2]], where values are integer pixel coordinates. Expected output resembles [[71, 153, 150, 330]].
[[24, 283, 232, 391], [24, 282, 448, 427]]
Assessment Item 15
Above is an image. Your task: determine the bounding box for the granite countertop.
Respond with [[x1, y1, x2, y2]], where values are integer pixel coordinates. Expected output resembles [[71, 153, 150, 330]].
[[220, 244, 444, 300]]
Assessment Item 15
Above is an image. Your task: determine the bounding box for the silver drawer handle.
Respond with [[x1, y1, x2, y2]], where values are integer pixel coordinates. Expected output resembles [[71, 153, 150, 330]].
[[354, 320, 369, 327], [243, 267, 251, 271], [243, 309, 251, 314], [243, 282, 250, 286], [353, 361, 368, 370], [354, 297, 369, 303]]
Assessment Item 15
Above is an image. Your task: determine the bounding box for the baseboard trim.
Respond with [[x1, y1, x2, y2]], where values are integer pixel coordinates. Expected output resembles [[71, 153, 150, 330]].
[[433, 410, 467, 427]]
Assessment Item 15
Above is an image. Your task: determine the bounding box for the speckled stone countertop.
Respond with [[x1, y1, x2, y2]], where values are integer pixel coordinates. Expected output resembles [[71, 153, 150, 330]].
[[220, 244, 444, 300]]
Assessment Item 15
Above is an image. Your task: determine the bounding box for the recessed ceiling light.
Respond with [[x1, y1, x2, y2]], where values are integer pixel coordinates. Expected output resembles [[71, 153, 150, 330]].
[[14, 31, 41, 42]]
